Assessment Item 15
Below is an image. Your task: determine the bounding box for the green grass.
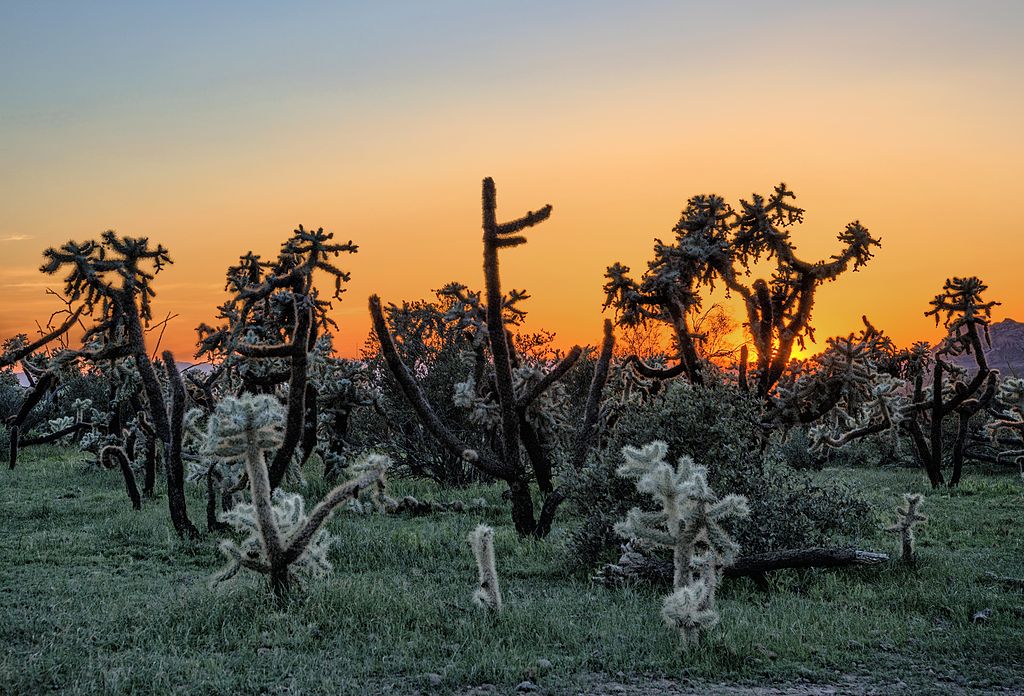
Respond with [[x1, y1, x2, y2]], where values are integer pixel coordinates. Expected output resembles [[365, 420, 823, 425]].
[[2, 448, 1023, 694]]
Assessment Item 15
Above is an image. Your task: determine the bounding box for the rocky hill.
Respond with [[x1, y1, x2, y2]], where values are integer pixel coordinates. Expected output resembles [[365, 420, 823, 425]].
[[942, 318, 1024, 376]]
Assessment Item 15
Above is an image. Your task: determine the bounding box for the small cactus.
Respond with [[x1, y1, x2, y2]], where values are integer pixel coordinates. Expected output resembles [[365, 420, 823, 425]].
[[887, 493, 926, 563], [614, 440, 748, 646], [207, 394, 387, 596], [468, 524, 502, 612]]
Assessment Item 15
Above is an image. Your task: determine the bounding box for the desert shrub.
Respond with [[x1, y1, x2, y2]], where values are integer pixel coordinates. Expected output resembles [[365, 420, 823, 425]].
[[568, 381, 872, 566], [774, 428, 819, 470], [0, 371, 22, 421], [821, 430, 912, 469], [358, 331, 483, 487], [778, 425, 911, 470]]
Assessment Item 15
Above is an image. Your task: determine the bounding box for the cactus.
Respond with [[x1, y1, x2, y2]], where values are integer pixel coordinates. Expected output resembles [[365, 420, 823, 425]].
[[804, 283, 1008, 489], [99, 445, 142, 511], [370, 178, 615, 538], [195, 227, 359, 489], [604, 183, 880, 394], [33, 232, 203, 537], [7, 370, 58, 469], [661, 572, 720, 648], [913, 277, 1000, 487], [468, 524, 502, 612], [206, 394, 387, 596], [614, 440, 748, 646], [887, 493, 926, 563]]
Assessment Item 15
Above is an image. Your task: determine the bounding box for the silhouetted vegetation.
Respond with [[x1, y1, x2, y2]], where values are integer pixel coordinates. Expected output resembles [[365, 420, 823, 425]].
[[1, 177, 1021, 693]]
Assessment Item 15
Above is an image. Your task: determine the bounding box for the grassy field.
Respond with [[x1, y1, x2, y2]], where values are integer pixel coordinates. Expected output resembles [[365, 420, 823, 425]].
[[2, 447, 1023, 695]]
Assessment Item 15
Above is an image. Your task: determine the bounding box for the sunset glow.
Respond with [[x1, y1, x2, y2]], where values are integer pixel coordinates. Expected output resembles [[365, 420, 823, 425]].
[[2, 2, 1022, 357]]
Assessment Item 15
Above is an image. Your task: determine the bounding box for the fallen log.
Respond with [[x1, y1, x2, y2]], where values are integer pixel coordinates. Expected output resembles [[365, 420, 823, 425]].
[[596, 542, 889, 588], [16, 421, 93, 448], [982, 571, 1024, 590]]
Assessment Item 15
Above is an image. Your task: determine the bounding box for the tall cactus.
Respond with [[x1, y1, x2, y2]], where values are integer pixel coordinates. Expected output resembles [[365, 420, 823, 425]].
[[195, 227, 359, 488], [33, 232, 201, 537], [604, 184, 880, 394], [370, 178, 615, 538], [914, 277, 999, 487]]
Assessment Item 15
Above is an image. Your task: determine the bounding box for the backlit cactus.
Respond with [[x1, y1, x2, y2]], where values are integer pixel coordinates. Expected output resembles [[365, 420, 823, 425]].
[[604, 183, 880, 394]]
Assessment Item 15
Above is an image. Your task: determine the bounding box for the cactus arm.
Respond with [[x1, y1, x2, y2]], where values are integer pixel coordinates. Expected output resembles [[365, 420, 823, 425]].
[[162, 352, 200, 539], [515, 346, 583, 409], [281, 465, 384, 566], [571, 319, 616, 470], [100, 445, 142, 511], [369, 294, 505, 479]]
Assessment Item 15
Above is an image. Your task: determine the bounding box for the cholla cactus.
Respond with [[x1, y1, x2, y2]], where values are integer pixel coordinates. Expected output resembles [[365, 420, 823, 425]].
[[604, 183, 880, 392], [887, 493, 926, 563], [370, 178, 617, 539], [207, 394, 387, 596], [996, 377, 1024, 412], [468, 524, 502, 612], [348, 451, 393, 512], [614, 440, 748, 646], [453, 375, 501, 427]]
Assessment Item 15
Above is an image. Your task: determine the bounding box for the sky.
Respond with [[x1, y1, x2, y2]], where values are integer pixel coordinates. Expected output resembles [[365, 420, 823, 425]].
[[1, 1, 1022, 359]]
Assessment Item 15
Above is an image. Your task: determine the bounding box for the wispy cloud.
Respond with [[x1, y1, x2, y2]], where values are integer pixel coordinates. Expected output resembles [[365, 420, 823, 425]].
[[1, 234, 33, 242]]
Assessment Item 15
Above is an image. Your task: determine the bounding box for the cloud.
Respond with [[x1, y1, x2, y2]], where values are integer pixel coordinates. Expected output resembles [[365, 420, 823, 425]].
[[1, 234, 33, 242]]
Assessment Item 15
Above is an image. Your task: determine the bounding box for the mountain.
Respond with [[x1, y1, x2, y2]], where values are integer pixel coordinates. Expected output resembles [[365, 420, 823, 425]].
[[942, 318, 1024, 376], [12, 360, 214, 388]]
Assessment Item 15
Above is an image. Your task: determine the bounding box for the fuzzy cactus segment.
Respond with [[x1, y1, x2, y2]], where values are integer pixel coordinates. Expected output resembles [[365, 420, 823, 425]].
[[661, 578, 720, 648], [468, 524, 503, 612], [887, 493, 926, 563], [208, 394, 388, 596]]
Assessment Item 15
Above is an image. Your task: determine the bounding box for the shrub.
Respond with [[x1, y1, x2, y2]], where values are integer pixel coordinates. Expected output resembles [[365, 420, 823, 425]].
[[568, 381, 872, 566]]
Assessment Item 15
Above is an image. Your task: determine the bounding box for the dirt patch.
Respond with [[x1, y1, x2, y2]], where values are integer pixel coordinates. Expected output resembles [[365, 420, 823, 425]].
[[457, 674, 1023, 695]]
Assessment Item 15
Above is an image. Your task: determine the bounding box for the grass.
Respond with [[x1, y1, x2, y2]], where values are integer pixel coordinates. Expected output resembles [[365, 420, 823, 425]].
[[2, 447, 1023, 694]]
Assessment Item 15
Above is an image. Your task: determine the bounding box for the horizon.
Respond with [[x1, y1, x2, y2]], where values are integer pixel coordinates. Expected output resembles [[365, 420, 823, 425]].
[[2, 2, 1022, 357]]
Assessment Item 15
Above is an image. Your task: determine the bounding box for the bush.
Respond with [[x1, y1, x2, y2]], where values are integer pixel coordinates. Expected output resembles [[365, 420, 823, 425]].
[[568, 381, 872, 567], [774, 428, 820, 470], [0, 371, 22, 422]]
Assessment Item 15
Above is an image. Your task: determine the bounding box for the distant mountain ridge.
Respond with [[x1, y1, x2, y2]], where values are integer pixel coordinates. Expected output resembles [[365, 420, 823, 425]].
[[941, 318, 1024, 377], [13, 360, 213, 388]]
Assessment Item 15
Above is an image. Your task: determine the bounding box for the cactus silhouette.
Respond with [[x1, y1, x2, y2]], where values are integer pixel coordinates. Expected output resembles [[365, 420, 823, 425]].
[[370, 177, 615, 538], [604, 184, 880, 394]]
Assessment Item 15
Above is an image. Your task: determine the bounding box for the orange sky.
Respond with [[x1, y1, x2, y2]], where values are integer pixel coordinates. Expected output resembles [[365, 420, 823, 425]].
[[1, 3, 1022, 359]]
